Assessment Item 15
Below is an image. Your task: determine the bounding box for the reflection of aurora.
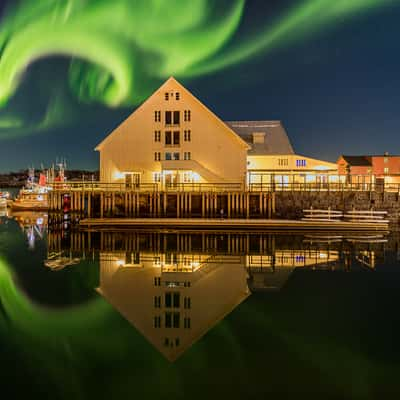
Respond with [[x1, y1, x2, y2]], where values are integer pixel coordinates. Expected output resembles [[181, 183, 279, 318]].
[[0, 257, 111, 336], [0, 0, 394, 138]]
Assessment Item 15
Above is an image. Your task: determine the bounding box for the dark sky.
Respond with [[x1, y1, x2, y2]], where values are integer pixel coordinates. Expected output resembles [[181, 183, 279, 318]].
[[0, 0, 399, 172]]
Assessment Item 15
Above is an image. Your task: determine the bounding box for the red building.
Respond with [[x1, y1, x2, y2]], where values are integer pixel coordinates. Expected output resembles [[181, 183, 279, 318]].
[[337, 154, 400, 185]]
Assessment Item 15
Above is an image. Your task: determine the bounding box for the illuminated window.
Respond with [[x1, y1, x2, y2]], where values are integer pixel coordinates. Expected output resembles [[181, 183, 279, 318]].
[[384, 167, 389, 174], [154, 130, 161, 142], [184, 110, 191, 122], [184, 130, 191, 141], [165, 152, 172, 160], [296, 159, 306, 167], [154, 152, 161, 161], [184, 152, 191, 160], [173, 152, 180, 160], [384, 157, 389, 163]]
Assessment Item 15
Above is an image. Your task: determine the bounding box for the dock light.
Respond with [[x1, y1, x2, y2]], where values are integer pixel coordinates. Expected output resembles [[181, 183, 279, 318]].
[[116, 260, 125, 267]]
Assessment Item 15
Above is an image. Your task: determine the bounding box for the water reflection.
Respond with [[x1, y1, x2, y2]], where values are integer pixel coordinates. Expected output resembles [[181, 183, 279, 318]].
[[3, 210, 398, 361]]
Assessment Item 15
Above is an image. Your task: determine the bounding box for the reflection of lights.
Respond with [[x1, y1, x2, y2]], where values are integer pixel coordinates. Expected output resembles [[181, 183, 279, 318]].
[[319, 253, 328, 258], [191, 262, 200, 268], [116, 260, 124, 267], [36, 218, 44, 225]]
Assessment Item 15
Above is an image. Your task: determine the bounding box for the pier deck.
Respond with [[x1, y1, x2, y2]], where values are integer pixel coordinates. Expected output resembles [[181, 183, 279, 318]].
[[79, 218, 389, 232]]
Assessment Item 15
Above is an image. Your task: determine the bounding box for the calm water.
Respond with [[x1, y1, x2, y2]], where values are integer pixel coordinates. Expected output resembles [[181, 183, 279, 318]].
[[1, 211, 400, 399]]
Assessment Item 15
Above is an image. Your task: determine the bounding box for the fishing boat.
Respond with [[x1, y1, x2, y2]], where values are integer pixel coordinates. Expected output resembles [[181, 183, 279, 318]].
[[12, 162, 66, 211]]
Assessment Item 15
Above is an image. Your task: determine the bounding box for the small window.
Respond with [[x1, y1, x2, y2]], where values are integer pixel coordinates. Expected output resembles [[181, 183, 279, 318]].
[[173, 312, 180, 328], [154, 277, 161, 286], [296, 159, 306, 167], [173, 111, 180, 125], [164, 338, 169, 347], [165, 111, 172, 125], [165, 152, 172, 160], [173, 131, 180, 145], [384, 167, 389, 174], [184, 317, 191, 329], [175, 92, 180, 100], [173, 293, 180, 308], [154, 296, 161, 308], [165, 293, 172, 308], [154, 110, 161, 122], [153, 172, 161, 183], [154, 152, 161, 161], [165, 131, 172, 145], [184, 110, 191, 122], [154, 316, 161, 328], [184, 152, 191, 160], [184, 297, 191, 309], [173, 152, 180, 160], [154, 130, 161, 142], [184, 130, 191, 141], [165, 312, 172, 328], [165, 92, 169, 101], [175, 338, 180, 346]]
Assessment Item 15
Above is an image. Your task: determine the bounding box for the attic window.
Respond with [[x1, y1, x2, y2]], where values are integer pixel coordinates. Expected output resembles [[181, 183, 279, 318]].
[[165, 92, 169, 101], [175, 92, 180, 100], [252, 132, 265, 144]]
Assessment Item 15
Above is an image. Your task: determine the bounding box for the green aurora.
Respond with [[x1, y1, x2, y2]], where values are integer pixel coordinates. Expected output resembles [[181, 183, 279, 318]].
[[0, 0, 395, 138]]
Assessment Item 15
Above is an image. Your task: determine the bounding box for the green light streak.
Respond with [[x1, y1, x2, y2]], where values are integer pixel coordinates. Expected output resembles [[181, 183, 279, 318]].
[[0, 0, 394, 137], [0, 257, 110, 337]]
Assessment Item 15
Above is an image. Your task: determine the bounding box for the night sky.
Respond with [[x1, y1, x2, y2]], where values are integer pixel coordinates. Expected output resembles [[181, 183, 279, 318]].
[[0, 0, 399, 172]]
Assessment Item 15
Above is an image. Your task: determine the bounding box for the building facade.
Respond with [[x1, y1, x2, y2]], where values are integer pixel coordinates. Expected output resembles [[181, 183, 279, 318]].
[[337, 154, 400, 185], [96, 78, 337, 189]]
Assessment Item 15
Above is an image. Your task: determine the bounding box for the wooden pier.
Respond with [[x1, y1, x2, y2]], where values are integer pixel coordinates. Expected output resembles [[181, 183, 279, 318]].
[[78, 217, 389, 232], [48, 188, 275, 219]]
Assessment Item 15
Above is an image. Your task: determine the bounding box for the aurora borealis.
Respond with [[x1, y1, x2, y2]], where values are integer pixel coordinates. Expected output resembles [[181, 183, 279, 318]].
[[0, 0, 398, 170]]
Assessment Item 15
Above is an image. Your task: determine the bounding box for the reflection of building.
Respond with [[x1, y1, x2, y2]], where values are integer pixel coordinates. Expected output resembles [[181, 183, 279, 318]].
[[96, 77, 336, 188], [247, 250, 340, 291], [96, 251, 250, 361]]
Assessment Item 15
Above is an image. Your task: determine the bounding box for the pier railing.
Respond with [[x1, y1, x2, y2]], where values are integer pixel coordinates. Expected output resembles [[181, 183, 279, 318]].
[[47, 181, 400, 193]]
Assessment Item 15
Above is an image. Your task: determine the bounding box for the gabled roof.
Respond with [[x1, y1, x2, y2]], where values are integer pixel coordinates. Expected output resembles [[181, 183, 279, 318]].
[[225, 120, 294, 155], [95, 77, 249, 151], [339, 156, 372, 166]]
